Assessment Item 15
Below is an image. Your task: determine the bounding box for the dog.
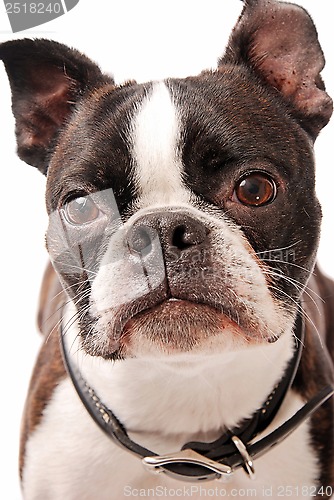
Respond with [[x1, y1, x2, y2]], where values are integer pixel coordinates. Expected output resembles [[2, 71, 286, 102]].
[[1, 0, 334, 498]]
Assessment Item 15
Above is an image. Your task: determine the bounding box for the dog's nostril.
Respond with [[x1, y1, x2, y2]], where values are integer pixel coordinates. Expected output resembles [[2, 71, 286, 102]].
[[172, 223, 209, 250], [130, 226, 153, 256], [172, 225, 192, 250]]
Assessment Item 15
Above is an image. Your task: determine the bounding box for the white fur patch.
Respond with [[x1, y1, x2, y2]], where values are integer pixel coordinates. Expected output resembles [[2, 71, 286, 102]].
[[131, 81, 190, 206]]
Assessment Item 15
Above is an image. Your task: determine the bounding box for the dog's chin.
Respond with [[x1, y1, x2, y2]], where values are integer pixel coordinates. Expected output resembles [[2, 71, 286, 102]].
[[109, 300, 268, 357]]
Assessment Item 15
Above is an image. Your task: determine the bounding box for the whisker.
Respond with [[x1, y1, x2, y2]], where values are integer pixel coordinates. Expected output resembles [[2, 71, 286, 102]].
[[268, 284, 323, 349], [260, 258, 316, 276], [51, 261, 98, 277], [255, 240, 301, 256], [263, 267, 323, 314]]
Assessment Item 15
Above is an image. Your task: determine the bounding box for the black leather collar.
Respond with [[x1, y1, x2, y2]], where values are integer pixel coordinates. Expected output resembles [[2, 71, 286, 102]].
[[60, 309, 333, 482]]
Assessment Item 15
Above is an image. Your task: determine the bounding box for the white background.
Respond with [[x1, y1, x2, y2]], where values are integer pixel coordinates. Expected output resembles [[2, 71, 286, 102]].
[[0, 0, 333, 497]]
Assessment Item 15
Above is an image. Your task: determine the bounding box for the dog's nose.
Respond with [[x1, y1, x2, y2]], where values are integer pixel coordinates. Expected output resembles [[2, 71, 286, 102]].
[[127, 211, 210, 257]]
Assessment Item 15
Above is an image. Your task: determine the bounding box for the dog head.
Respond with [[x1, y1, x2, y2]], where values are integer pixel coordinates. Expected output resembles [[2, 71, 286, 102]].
[[1, 0, 332, 359]]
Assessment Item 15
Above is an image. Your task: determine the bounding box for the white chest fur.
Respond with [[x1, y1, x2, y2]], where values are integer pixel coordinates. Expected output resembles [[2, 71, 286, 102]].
[[22, 379, 318, 500]]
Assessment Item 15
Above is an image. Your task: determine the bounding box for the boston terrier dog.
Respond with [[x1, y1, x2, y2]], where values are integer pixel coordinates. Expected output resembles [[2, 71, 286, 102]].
[[1, 0, 334, 498]]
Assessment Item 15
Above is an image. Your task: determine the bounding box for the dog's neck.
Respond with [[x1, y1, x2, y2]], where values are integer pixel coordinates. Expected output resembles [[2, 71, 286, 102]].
[[64, 301, 295, 447]]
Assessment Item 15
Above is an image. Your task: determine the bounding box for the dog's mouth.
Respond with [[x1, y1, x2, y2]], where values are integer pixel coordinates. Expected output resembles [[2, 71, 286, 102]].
[[120, 297, 246, 354], [83, 285, 279, 358]]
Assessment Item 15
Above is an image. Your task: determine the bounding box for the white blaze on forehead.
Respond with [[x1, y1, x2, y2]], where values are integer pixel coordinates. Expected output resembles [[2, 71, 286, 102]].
[[131, 81, 189, 205]]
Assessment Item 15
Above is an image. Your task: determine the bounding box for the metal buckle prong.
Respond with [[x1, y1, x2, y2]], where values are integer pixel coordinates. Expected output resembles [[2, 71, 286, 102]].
[[231, 436, 255, 479], [142, 449, 233, 481]]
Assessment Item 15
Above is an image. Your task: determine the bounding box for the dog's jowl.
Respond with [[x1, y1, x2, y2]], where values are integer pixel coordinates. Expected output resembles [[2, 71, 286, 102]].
[[1, 0, 334, 498]]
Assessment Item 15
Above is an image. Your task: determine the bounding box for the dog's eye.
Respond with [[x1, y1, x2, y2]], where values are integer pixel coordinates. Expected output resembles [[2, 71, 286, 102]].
[[234, 172, 277, 207], [63, 196, 100, 225]]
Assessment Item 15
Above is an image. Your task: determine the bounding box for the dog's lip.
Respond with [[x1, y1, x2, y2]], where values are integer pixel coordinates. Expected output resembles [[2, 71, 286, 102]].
[[121, 296, 201, 324], [97, 292, 274, 346], [118, 296, 198, 328], [120, 296, 241, 332]]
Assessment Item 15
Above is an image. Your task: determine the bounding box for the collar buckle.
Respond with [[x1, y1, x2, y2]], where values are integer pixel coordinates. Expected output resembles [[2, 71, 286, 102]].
[[142, 449, 233, 482], [231, 436, 255, 479]]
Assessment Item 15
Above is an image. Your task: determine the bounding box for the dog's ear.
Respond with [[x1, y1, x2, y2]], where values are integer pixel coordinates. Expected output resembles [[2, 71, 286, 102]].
[[0, 39, 113, 174], [220, 0, 333, 139]]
